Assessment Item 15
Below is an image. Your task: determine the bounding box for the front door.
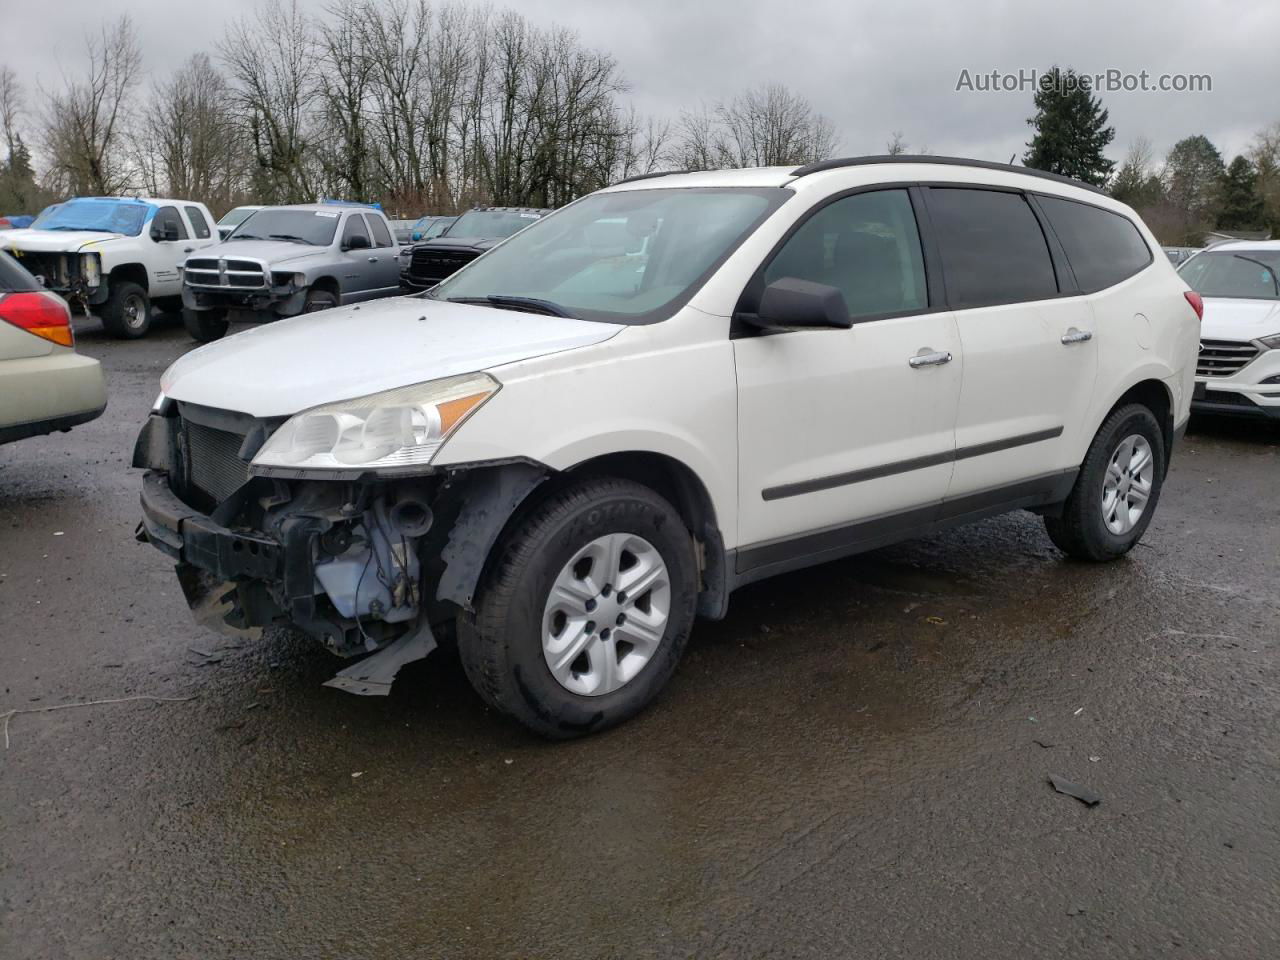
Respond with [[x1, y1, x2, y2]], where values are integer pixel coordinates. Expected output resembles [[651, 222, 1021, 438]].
[[149, 206, 190, 297], [734, 188, 962, 575]]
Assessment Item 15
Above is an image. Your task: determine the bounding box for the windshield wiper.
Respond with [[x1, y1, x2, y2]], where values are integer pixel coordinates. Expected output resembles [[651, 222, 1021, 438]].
[[228, 233, 261, 240], [1232, 254, 1280, 296], [447, 295, 577, 319], [268, 233, 313, 244]]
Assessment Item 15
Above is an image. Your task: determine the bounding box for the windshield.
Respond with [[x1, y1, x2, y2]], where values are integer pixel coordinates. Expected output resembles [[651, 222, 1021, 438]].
[[448, 209, 544, 239], [430, 188, 788, 324], [425, 217, 454, 239], [218, 207, 258, 228], [1179, 250, 1280, 300], [31, 199, 150, 236], [230, 209, 339, 245]]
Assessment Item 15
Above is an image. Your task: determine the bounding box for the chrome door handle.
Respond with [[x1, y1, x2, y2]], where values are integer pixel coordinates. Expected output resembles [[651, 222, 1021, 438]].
[[1061, 328, 1093, 344], [367, 256, 379, 263], [909, 350, 953, 368]]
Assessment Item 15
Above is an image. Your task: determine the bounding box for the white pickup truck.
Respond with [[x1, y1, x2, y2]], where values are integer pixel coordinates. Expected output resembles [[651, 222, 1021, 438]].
[[0, 196, 219, 338]]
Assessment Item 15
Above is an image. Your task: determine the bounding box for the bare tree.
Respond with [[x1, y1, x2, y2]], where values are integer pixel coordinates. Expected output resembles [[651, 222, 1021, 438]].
[[886, 131, 908, 156], [671, 83, 837, 170], [314, 0, 377, 200], [135, 55, 243, 212], [0, 67, 22, 158], [1250, 122, 1280, 233], [41, 16, 142, 195], [220, 0, 318, 203]]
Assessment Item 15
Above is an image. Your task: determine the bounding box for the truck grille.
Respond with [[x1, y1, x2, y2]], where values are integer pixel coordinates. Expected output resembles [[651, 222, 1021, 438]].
[[408, 247, 478, 283], [184, 258, 267, 289], [1197, 339, 1260, 378], [184, 421, 250, 503]]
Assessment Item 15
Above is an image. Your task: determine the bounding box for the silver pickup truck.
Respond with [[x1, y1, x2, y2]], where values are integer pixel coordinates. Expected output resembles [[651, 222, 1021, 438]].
[[180, 203, 402, 341]]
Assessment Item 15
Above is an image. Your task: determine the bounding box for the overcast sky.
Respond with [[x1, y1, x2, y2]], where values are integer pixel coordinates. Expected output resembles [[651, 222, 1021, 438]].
[[7, 0, 1277, 165]]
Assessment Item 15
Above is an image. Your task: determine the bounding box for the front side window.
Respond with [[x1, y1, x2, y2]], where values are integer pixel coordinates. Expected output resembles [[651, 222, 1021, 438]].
[[230, 209, 340, 246], [218, 207, 258, 228], [153, 206, 189, 241], [342, 213, 370, 248], [31, 198, 149, 237], [763, 189, 928, 319], [1179, 250, 1280, 301], [431, 187, 789, 324], [1038, 195, 1151, 292], [927, 188, 1058, 309]]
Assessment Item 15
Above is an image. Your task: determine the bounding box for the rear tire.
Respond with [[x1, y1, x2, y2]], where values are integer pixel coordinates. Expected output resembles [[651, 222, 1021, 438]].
[[303, 287, 338, 313], [182, 307, 230, 343], [99, 281, 151, 339], [457, 478, 698, 739], [1045, 403, 1166, 561]]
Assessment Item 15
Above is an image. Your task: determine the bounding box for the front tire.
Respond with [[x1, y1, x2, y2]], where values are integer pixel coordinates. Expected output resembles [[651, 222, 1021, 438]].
[[1045, 403, 1166, 561], [303, 287, 338, 313], [182, 307, 229, 342], [458, 478, 698, 739], [99, 281, 151, 339]]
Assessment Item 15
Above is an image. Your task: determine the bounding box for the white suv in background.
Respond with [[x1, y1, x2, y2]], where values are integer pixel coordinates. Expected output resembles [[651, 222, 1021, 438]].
[[135, 157, 1199, 738], [1177, 240, 1280, 421]]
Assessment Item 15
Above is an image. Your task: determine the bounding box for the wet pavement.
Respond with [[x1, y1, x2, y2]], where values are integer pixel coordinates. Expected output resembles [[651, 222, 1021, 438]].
[[2, 314, 1279, 959]]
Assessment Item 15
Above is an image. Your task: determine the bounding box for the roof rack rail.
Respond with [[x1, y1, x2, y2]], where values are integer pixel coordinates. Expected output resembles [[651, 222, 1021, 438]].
[[613, 169, 686, 185], [789, 155, 1106, 195]]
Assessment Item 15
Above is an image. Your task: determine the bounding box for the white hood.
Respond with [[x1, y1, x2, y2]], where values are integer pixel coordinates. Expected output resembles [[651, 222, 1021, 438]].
[[161, 296, 621, 417], [1200, 297, 1280, 342], [0, 228, 127, 253]]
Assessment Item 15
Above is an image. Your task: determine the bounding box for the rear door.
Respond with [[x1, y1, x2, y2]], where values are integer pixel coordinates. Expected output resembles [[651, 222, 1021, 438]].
[[921, 186, 1097, 502], [733, 187, 962, 574], [182, 205, 218, 254], [364, 214, 402, 294]]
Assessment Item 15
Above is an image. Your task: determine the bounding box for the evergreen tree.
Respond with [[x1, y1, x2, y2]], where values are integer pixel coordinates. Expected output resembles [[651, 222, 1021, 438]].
[[1110, 140, 1164, 208], [1217, 155, 1265, 230], [1024, 66, 1116, 186], [1164, 134, 1224, 243], [0, 134, 39, 213]]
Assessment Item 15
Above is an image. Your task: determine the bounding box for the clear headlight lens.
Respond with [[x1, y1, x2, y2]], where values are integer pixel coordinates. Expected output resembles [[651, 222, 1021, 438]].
[[1259, 333, 1280, 350], [251, 372, 499, 474], [80, 252, 102, 287]]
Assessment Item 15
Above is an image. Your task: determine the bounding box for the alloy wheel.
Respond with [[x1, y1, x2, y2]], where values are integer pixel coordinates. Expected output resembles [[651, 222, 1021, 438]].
[[1101, 434, 1154, 535]]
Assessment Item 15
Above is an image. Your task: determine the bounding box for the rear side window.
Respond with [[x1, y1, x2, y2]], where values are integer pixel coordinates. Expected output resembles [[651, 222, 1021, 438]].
[[926, 188, 1058, 309], [185, 206, 212, 240], [763, 189, 928, 319], [366, 214, 394, 248], [341, 214, 370, 247], [1038, 196, 1152, 292]]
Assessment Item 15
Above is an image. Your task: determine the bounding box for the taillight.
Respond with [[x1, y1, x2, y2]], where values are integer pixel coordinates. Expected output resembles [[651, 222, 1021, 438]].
[[1184, 291, 1204, 321], [0, 291, 74, 347]]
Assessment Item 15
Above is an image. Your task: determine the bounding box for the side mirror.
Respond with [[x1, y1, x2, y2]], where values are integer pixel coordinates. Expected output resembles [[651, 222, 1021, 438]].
[[152, 222, 179, 242], [743, 277, 852, 332], [344, 234, 370, 251]]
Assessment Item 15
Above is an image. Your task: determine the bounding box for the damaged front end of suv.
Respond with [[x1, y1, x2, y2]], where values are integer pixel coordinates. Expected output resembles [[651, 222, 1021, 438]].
[[134, 373, 546, 695]]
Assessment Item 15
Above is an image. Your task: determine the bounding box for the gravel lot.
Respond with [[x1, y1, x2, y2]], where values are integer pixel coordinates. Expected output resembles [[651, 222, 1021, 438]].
[[2, 312, 1279, 959]]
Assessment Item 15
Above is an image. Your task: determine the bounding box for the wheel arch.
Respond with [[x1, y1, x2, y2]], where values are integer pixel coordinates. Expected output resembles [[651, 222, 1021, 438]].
[[433, 451, 730, 621], [109, 262, 149, 293], [1099, 377, 1174, 469]]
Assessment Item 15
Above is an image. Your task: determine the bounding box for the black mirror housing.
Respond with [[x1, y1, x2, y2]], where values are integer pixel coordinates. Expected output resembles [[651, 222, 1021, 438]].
[[745, 277, 852, 331], [345, 234, 371, 251]]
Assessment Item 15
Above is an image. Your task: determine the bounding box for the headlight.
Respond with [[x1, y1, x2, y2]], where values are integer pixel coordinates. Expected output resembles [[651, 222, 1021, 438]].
[[80, 253, 102, 287], [251, 372, 499, 474], [1260, 333, 1280, 350]]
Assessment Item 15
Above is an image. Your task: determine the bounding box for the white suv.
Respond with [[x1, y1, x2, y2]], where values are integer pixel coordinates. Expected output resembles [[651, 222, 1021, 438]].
[[1177, 240, 1280, 421], [135, 157, 1199, 737]]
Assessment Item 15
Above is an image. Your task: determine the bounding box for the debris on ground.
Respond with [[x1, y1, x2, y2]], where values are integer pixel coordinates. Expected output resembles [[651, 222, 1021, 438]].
[[1032, 739, 1055, 749], [0, 694, 197, 749], [1048, 774, 1102, 807]]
